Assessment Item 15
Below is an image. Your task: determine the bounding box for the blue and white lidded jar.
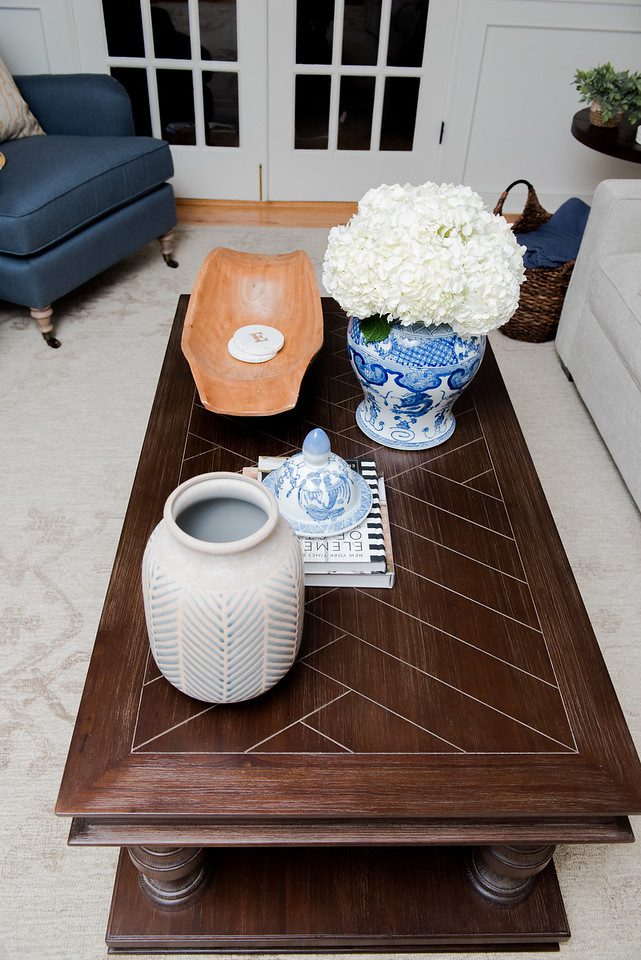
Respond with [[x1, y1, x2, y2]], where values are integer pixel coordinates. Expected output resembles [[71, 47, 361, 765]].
[[347, 318, 486, 451]]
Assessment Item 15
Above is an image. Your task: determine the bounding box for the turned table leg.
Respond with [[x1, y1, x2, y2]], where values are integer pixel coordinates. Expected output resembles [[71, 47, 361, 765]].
[[128, 845, 209, 908], [467, 844, 556, 906]]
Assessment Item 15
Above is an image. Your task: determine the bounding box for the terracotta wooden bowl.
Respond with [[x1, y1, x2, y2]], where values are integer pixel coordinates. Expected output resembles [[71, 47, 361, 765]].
[[182, 248, 324, 416]]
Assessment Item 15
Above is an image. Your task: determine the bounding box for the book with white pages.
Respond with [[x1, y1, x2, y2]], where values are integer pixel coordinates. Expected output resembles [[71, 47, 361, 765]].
[[244, 458, 396, 588]]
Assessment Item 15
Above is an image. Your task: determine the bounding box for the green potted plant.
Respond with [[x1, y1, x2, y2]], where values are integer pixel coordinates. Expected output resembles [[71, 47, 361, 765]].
[[623, 71, 641, 128], [574, 62, 629, 127]]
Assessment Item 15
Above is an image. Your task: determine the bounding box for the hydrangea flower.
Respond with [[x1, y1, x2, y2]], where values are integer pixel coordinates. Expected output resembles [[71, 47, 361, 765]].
[[322, 182, 526, 337]]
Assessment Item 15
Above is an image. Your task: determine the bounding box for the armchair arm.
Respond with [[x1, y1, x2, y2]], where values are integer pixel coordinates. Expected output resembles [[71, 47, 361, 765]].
[[586, 179, 641, 259], [14, 74, 135, 136]]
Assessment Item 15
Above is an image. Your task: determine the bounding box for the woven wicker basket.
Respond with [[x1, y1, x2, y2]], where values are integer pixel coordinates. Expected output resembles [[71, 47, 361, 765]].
[[589, 101, 623, 128], [494, 180, 575, 343]]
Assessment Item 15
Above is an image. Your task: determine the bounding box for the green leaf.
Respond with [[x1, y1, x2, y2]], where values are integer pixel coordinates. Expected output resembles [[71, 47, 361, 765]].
[[572, 62, 640, 118], [360, 314, 392, 343]]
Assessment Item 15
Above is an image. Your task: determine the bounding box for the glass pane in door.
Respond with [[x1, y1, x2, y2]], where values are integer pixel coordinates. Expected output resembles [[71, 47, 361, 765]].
[[295, 75, 331, 148], [337, 76, 375, 149], [110, 67, 152, 136], [379, 76, 419, 150], [204, 71, 240, 146], [387, 0, 429, 67], [157, 69, 197, 144], [151, 2, 193, 58], [200, 0, 238, 61], [342, 0, 381, 65], [101, 0, 144, 57], [296, 0, 334, 64]]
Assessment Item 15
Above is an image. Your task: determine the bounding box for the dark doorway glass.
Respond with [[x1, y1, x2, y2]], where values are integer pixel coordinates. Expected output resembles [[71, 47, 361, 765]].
[[296, 0, 335, 64], [337, 76, 375, 149], [157, 69, 197, 144], [110, 67, 152, 136], [200, 0, 238, 61], [102, 0, 145, 57], [387, 0, 429, 67], [151, 2, 192, 59], [379, 76, 420, 150], [294, 75, 331, 149], [204, 72, 240, 146], [342, 0, 381, 65]]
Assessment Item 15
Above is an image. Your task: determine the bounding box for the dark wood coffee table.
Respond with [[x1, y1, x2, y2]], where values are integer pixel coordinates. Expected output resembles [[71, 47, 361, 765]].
[[57, 296, 641, 953]]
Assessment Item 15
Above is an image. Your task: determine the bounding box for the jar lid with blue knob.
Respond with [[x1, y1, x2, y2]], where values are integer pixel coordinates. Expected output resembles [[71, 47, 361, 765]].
[[263, 428, 373, 537]]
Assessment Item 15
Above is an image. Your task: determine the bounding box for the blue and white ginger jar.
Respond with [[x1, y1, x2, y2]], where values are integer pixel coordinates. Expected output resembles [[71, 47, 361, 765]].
[[347, 318, 486, 450]]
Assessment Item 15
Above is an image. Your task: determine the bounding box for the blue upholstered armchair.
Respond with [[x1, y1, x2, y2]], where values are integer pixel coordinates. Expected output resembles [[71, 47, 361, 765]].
[[0, 74, 177, 347]]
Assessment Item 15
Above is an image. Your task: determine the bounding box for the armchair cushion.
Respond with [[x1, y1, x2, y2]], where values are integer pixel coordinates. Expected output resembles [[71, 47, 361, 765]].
[[0, 134, 173, 255], [14, 74, 134, 137]]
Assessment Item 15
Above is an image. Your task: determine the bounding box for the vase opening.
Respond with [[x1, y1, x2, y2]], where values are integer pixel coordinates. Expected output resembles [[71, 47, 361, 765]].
[[177, 497, 268, 544], [165, 473, 278, 554]]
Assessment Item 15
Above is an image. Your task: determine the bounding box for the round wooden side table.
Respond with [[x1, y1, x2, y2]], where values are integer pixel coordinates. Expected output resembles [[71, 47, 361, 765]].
[[571, 107, 641, 163]]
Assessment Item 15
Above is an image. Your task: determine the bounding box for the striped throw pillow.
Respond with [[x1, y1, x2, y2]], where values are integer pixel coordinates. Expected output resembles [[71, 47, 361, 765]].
[[0, 56, 44, 142]]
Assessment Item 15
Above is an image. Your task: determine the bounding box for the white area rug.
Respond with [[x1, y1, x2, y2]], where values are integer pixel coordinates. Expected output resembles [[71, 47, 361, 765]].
[[1, 225, 640, 960]]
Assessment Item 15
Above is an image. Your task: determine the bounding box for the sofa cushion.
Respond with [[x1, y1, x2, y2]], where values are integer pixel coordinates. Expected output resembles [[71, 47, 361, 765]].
[[0, 134, 173, 255], [588, 252, 641, 384]]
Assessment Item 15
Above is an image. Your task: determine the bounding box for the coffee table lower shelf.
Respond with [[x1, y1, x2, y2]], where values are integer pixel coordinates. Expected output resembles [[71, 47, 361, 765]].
[[106, 846, 570, 953]]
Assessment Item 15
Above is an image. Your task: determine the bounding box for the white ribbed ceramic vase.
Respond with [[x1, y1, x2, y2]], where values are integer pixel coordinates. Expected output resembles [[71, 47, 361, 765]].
[[142, 472, 305, 704]]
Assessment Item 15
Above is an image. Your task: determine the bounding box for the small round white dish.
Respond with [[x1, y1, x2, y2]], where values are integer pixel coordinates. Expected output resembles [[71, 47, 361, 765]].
[[228, 324, 284, 364], [227, 338, 278, 363]]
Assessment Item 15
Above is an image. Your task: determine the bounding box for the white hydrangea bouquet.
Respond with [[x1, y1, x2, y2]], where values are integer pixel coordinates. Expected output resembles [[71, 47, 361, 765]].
[[323, 181, 526, 342]]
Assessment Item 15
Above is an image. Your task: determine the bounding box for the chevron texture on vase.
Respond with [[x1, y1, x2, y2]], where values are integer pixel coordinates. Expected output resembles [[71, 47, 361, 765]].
[[142, 473, 305, 704], [143, 549, 304, 703]]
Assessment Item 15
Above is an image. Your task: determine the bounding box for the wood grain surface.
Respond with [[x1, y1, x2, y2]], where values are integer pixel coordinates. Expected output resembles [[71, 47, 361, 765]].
[[106, 846, 569, 951], [56, 297, 641, 824], [69, 815, 633, 848], [182, 248, 323, 415]]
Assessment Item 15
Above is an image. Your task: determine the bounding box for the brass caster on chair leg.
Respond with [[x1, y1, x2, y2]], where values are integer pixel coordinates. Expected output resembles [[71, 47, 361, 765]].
[[31, 305, 61, 348], [42, 331, 61, 349], [158, 230, 179, 268]]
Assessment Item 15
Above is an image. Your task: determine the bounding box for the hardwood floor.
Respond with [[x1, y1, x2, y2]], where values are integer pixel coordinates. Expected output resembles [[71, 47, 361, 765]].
[[177, 199, 519, 228], [177, 199, 358, 228]]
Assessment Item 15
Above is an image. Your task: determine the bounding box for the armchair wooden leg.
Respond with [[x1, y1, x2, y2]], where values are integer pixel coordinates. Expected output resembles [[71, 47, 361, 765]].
[[158, 230, 178, 268], [30, 305, 61, 349]]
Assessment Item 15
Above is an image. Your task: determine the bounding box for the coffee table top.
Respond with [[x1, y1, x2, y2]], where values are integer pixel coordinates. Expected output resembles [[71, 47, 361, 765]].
[[56, 296, 641, 822]]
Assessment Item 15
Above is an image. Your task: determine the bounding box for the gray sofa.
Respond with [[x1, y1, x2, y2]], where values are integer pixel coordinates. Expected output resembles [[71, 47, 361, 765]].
[[556, 179, 641, 508]]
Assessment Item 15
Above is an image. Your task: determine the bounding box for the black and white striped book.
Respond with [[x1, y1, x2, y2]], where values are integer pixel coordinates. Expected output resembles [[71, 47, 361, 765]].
[[298, 460, 386, 573]]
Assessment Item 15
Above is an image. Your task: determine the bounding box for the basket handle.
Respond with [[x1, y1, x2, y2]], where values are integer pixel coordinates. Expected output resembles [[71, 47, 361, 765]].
[[493, 180, 536, 218]]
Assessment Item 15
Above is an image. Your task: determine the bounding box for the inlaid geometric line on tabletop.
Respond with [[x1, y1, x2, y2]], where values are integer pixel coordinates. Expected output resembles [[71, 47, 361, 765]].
[[132, 305, 577, 759]]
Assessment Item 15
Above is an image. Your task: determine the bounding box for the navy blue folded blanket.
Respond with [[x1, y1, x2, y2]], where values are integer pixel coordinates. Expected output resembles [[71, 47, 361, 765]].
[[516, 197, 590, 269]]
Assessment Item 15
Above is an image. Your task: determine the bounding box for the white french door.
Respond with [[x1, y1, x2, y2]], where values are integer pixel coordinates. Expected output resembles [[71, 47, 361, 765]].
[[75, 0, 456, 200], [77, 0, 267, 199], [267, 0, 457, 200]]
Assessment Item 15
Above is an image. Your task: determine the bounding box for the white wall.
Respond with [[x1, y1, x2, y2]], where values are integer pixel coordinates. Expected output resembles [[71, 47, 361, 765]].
[[437, 0, 641, 212], [0, 0, 81, 73]]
